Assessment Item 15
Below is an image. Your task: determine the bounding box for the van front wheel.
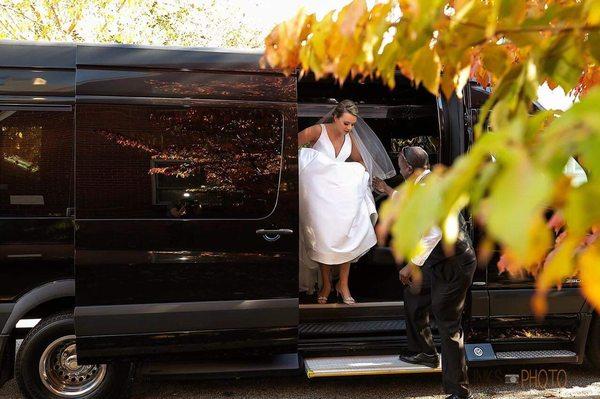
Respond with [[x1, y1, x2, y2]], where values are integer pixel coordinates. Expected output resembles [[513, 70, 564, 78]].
[[15, 312, 134, 399]]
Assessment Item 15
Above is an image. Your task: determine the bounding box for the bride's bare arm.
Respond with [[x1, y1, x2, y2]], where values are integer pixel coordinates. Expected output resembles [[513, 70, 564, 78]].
[[298, 125, 322, 147], [349, 134, 365, 165]]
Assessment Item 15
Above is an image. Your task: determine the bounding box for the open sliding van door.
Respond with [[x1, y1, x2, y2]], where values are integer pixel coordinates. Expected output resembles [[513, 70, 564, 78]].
[[73, 44, 299, 368], [436, 85, 490, 348]]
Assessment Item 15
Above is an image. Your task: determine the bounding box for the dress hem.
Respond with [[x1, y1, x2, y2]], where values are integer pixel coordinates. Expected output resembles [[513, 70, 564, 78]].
[[307, 236, 377, 265]]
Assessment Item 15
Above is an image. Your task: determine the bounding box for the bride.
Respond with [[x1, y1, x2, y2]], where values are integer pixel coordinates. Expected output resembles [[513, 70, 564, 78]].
[[298, 100, 396, 304]]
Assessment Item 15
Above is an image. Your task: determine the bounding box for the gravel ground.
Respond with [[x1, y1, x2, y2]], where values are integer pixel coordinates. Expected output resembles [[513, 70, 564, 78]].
[[1, 365, 598, 398]]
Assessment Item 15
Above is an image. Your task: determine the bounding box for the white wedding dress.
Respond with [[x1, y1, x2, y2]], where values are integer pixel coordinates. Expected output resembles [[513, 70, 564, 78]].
[[299, 124, 377, 294]]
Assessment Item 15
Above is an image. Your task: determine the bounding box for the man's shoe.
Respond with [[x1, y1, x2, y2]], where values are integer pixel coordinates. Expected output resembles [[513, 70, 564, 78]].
[[445, 394, 474, 399], [398, 352, 440, 368]]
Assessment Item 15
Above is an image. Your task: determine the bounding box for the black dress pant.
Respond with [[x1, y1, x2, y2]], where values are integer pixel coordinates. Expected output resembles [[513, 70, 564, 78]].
[[403, 248, 477, 397]]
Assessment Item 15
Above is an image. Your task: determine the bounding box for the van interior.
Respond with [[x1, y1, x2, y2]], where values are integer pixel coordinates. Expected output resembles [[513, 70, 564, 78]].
[[297, 73, 441, 307]]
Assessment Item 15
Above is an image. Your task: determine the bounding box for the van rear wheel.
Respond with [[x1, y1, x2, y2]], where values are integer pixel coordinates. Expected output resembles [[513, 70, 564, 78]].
[[15, 311, 134, 399]]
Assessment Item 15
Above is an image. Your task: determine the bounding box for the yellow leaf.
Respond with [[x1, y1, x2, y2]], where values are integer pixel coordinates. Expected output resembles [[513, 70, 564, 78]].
[[486, 149, 553, 263], [486, 0, 499, 38], [376, 39, 401, 87], [579, 240, 600, 311], [454, 65, 471, 98], [586, 0, 600, 25], [537, 235, 579, 291], [532, 290, 548, 318], [442, 194, 469, 252], [339, 0, 367, 37], [411, 46, 441, 95]]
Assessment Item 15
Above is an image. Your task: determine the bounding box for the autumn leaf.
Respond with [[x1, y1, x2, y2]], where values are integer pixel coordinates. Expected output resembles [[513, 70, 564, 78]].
[[579, 240, 600, 311], [412, 46, 442, 94], [481, 44, 509, 77]]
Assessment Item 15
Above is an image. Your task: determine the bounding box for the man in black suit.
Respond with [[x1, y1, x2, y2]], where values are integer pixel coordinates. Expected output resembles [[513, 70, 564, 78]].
[[373, 146, 477, 399]]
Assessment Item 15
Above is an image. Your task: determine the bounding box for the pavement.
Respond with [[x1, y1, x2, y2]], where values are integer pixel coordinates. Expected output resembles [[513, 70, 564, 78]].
[[1, 364, 599, 398]]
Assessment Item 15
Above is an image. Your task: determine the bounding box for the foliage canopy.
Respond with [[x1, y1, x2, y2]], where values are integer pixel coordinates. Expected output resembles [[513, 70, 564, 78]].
[[263, 0, 600, 313]]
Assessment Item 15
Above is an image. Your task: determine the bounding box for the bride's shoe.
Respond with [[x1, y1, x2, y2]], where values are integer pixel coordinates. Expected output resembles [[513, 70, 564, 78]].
[[335, 283, 356, 305], [317, 286, 331, 304]]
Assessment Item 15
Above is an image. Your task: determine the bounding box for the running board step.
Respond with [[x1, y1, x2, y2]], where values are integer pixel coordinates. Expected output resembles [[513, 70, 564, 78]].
[[496, 349, 577, 360], [304, 355, 441, 378], [300, 320, 405, 337], [466, 344, 579, 366]]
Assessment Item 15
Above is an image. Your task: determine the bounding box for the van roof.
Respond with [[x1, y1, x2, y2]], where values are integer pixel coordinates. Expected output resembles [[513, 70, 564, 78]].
[[0, 41, 267, 73]]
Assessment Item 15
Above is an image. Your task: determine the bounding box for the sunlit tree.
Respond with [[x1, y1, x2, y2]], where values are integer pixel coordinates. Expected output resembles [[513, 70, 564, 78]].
[[0, 0, 264, 48]]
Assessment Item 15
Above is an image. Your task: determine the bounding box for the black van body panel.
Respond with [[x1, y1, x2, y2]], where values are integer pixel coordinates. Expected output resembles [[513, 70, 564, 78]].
[[76, 43, 265, 72], [0, 69, 75, 97], [0, 218, 74, 303], [0, 44, 77, 382], [70, 43, 300, 363], [76, 69, 296, 102], [0, 41, 76, 69]]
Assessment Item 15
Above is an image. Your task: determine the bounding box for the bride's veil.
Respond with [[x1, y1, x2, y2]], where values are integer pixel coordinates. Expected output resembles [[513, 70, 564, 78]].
[[316, 107, 396, 185]]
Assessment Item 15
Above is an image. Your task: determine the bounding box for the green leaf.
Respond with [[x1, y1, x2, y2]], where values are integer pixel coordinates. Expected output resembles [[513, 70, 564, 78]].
[[380, 171, 444, 261], [539, 35, 584, 92], [588, 31, 600, 64], [485, 149, 553, 263], [539, 87, 600, 178]]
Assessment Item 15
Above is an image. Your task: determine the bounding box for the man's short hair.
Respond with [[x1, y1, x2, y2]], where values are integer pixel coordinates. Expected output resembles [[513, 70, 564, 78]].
[[403, 146, 429, 169]]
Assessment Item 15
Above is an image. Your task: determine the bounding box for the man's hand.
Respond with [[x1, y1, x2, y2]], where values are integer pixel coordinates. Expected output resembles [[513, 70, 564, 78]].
[[399, 264, 412, 285], [373, 177, 394, 196], [399, 263, 423, 292]]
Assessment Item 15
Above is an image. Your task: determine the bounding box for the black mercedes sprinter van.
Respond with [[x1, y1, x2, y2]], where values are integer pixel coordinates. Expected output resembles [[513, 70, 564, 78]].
[[0, 41, 597, 399]]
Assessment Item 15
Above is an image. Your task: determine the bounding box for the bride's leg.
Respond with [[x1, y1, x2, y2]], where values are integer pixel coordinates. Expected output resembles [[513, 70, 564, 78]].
[[317, 264, 332, 303], [336, 262, 355, 303]]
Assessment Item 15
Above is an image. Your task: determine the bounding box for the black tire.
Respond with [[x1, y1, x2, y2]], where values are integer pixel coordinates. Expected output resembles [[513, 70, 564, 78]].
[[15, 311, 134, 399], [587, 315, 600, 370]]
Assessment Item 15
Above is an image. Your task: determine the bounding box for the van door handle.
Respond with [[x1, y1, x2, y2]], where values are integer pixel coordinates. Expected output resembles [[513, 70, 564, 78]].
[[256, 229, 293, 242], [256, 229, 293, 235]]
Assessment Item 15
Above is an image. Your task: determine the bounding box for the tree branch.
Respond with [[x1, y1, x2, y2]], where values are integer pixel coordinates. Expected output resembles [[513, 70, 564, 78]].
[[2, 8, 32, 40], [27, 3, 53, 40], [46, 1, 65, 34], [459, 20, 600, 34], [0, 18, 27, 40], [0, 4, 38, 25]]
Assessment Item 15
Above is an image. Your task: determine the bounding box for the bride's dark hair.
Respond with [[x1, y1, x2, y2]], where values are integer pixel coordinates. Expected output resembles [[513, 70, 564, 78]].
[[333, 99, 359, 119]]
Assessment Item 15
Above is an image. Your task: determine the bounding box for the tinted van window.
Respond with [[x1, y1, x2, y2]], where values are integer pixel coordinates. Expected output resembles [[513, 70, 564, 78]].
[[76, 104, 283, 219], [0, 109, 73, 217]]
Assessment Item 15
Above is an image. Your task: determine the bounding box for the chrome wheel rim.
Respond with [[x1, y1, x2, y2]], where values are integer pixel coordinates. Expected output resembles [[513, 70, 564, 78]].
[[38, 335, 107, 397]]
